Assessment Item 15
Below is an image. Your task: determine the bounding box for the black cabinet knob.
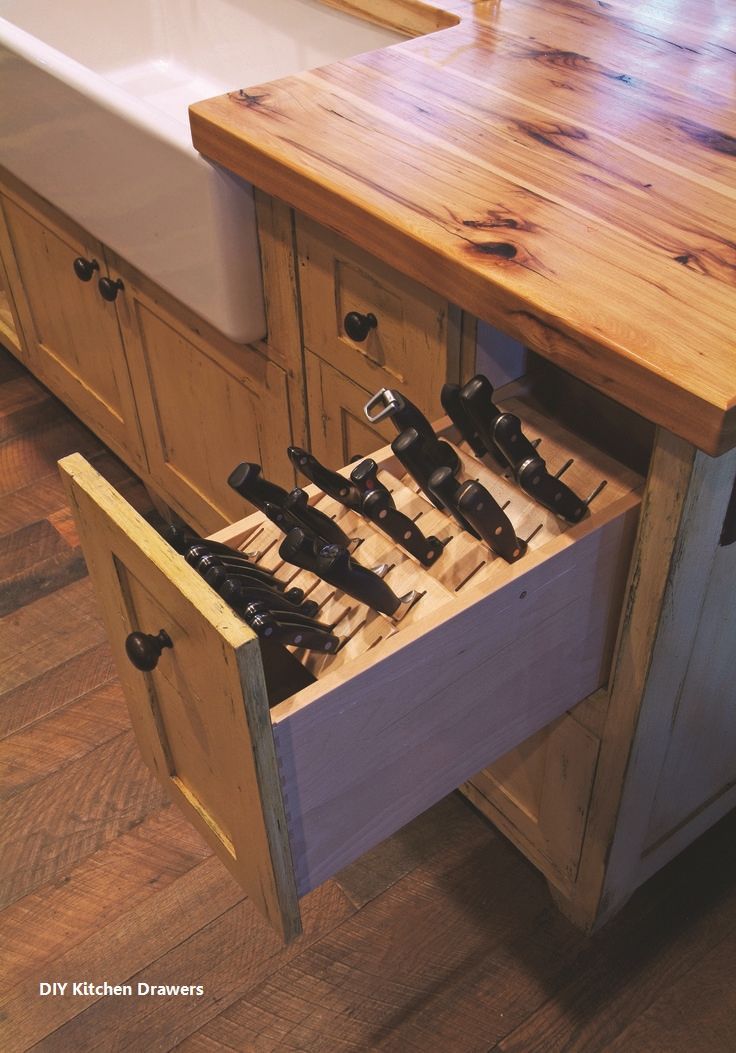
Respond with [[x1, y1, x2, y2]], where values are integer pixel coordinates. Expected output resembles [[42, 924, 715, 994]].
[[73, 256, 99, 282], [343, 311, 377, 342], [125, 629, 173, 671], [98, 276, 125, 302]]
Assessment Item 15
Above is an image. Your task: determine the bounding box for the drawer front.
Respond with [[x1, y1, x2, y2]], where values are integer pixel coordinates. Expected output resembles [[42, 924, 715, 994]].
[[297, 214, 458, 414], [63, 402, 641, 940]]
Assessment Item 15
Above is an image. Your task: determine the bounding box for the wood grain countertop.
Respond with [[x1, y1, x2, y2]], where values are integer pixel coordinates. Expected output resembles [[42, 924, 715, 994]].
[[190, 0, 736, 456]]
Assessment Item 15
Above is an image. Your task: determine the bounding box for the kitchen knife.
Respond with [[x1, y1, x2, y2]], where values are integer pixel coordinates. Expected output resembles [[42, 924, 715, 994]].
[[287, 446, 362, 509], [284, 487, 354, 548], [227, 462, 291, 512], [390, 428, 453, 510], [440, 383, 488, 457], [492, 414, 586, 523], [349, 457, 391, 499], [361, 488, 444, 566], [194, 554, 296, 594], [457, 375, 509, 467], [426, 467, 481, 538], [364, 388, 459, 472], [316, 543, 408, 617], [185, 545, 283, 588], [241, 599, 336, 634], [216, 574, 319, 618], [163, 524, 258, 561], [455, 480, 526, 562], [243, 609, 340, 654]]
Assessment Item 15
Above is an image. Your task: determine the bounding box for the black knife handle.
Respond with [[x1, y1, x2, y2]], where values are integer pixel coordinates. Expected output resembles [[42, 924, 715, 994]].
[[458, 375, 509, 467], [517, 462, 587, 523], [427, 467, 481, 539], [245, 610, 340, 654], [349, 457, 391, 498], [227, 462, 290, 512], [361, 489, 443, 566], [455, 481, 526, 562], [287, 447, 362, 509], [491, 413, 540, 473], [278, 527, 323, 576], [364, 388, 459, 473], [317, 544, 402, 616], [185, 547, 282, 588], [214, 575, 318, 618], [243, 600, 335, 634], [440, 383, 488, 457], [391, 429, 444, 509], [199, 551, 290, 593], [285, 488, 352, 548]]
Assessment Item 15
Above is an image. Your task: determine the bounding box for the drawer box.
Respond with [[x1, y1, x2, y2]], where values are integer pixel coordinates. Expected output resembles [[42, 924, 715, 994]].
[[296, 214, 459, 414], [60, 402, 641, 941]]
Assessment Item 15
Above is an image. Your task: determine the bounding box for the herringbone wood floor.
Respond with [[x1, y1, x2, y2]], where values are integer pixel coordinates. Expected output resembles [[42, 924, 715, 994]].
[[1, 345, 735, 1052]]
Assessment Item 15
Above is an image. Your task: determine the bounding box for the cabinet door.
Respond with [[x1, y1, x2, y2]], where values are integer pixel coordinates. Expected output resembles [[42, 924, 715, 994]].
[[1, 195, 144, 468], [119, 286, 293, 533], [305, 352, 395, 467]]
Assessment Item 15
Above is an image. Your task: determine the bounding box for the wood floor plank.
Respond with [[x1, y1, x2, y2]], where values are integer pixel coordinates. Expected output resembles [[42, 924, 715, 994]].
[[0, 373, 63, 443], [34, 882, 355, 1053], [0, 544, 88, 617], [0, 578, 106, 695], [0, 856, 244, 1053], [0, 415, 102, 496], [0, 806, 210, 989], [0, 641, 116, 737], [0, 731, 166, 909], [0, 518, 69, 578], [0, 680, 130, 799]]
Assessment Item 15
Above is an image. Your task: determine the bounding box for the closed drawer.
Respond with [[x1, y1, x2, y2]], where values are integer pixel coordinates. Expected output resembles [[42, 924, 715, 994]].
[[60, 400, 641, 942], [296, 214, 459, 414]]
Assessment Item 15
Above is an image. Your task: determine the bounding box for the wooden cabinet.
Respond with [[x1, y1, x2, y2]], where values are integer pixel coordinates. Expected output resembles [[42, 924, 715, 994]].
[[60, 398, 642, 940], [0, 192, 145, 469], [296, 215, 464, 427]]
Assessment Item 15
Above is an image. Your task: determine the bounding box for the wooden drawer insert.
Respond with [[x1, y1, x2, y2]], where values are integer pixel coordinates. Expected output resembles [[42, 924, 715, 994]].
[[60, 401, 641, 941]]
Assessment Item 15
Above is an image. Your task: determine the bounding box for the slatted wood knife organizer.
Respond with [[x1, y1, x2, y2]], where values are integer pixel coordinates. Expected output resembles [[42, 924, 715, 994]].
[[60, 398, 642, 942]]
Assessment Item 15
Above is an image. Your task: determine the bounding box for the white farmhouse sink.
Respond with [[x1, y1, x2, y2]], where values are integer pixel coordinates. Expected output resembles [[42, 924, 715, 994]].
[[0, 1, 405, 342]]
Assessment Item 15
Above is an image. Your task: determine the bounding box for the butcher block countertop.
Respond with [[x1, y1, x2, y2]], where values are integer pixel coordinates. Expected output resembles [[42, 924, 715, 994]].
[[189, 0, 736, 456]]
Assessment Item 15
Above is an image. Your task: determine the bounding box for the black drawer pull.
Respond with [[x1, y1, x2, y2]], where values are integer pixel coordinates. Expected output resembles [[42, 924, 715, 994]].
[[125, 629, 172, 671], [98, 276, 125, 302], [73, 256, 99, 282], [344, 311, 377, 342]]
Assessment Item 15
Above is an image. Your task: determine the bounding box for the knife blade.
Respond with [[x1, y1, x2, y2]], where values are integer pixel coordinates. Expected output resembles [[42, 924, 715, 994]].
[[287, 446, 362, 509], [361, 488, 444, 566], [455, 480, 526, 562]]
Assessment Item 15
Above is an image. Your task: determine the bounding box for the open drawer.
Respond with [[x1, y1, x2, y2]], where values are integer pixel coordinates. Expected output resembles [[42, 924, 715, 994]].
[[59, 401, 642, 942]]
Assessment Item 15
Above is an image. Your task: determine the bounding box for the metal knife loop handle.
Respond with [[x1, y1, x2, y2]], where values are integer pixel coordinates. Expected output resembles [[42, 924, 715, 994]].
[[125, 629, 172, 672], [343, 311, 377, 342]]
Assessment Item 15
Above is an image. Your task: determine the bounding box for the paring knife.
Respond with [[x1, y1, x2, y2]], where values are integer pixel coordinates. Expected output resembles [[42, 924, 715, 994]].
[[287, 446, 362, 509], [364, 388, 459, 473], [360, 488, 444, 566]]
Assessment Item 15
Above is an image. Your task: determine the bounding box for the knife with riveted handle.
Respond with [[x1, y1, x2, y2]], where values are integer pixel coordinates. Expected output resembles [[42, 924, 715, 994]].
[[284, 488, 354, 547], [361, 488, 444, 566], [287, 446, 362, 509], [426, 467, 481, 538], [185, 546, 284, 589], [492, 415, 586, 523], [457, 375, 510, 467], [196, 556, 301, 597], [390, 428, 453, 511], [455, 480, 526, 562], [216, 574, 319, 619], [349, 457, 391, 499], [440, 383, 489, 457], [243, 609, 340, 654], [364, 388, 459, 472], [241, 600, 336, 634], [227, 462, 291, 512]]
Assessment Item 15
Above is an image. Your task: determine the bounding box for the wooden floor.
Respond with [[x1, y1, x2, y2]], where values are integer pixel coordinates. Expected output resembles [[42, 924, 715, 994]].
[[2, 345, 735, 1053]]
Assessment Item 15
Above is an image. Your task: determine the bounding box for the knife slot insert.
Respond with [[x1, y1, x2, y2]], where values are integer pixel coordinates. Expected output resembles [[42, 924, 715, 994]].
[[454, 561, 487, 592]]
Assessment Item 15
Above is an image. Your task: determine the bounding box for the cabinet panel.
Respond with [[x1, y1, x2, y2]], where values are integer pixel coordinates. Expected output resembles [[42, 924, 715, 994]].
[[1, 195, 144, 467], [305, 352, 395, 466], [297, 215, 458, 415], [121, 293, 293, 533]]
